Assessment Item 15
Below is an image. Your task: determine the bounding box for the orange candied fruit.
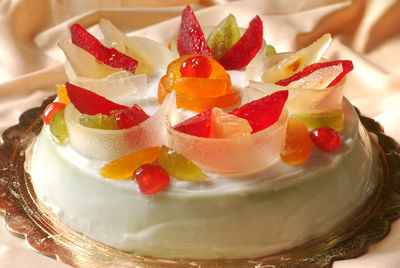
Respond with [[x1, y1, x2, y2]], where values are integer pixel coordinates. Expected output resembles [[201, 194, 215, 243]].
[[158, 55, 240, 112], [210, 108, 252, 138], [56, 83, 70, 104], [280, 118, 312, 165], [100, 147, 161, 179]]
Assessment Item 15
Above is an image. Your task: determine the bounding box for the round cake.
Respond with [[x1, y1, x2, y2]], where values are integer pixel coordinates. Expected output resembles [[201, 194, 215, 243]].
[[28, 6, 381, 260]]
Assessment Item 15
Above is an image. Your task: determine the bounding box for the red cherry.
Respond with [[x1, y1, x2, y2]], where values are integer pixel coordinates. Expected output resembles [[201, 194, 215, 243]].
[[180, 56, 212, 78], [310, 126, 341, 152], [134, 164, 170, 194], [43, 102, 66, 124], [115, 104, 150, 129], [173, 108, 212, 138]]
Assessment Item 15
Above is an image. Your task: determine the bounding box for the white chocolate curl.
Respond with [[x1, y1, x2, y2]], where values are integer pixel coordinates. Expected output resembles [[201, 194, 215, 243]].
[[165, 93, 288, 174], [64, 94, 172, 161]]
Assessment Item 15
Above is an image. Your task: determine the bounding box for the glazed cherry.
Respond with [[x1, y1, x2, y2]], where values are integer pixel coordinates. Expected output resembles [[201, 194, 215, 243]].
[[310, 126, 341, 152], [43, 102, 66, 125], [134, 164, 170, 194], [180, 56, 212, 78]]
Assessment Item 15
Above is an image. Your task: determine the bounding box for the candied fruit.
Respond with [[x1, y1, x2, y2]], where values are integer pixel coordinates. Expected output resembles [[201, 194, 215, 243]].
[[210, 108, 252, 138], [280, 118, 312, 164], [206, 14, 240, 59], [134, 164, 170, 194], [156, 146, 207, 182], [310, 126, 341, 152], [275, 60, 353, 88], [79, 113, 118, 130], [43, 102, 66, 125], [70, 23, 138, 74], [100, 147, 161, 179], [173, 109, 212, 138], [293, 110, 344, 131], [230, 90, 288, 133], [49, 108, 69, 144], [66, 82, 128, 116], [56, 84, 70, 104], [177, 6, 213, 58], [115, 105, 150, 129], [217, 15, 263, 70], [158, 55, 239, 112], [180, 56, 212, 78]]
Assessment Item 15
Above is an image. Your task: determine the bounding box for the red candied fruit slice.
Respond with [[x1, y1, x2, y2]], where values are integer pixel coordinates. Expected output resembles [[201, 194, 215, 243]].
[[70, 24, 138, 74], [310, 126, 341, 152], [66, 82, 128, 116], [173, 108, 212, 138], [115, 104, 150, 129], [43, 102, 66, 125], [180, 55, 212, 78], [217, 16, 263, 70], [134, 164, 170, 194], [177, 6, 213, 58], [275, 60, 354, 87], [230, 90, 288, 133]]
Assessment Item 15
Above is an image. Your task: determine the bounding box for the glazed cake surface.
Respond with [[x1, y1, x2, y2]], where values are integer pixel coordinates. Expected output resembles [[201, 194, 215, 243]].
[[29, 99, 380, 259]]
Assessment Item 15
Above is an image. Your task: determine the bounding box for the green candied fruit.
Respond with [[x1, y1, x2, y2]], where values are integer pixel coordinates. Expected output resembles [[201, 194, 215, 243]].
[[265, 44, 277, 56], [293, 110, 344, 131], [50, 108, 69, 144], [156, 146, 208, 182], [206, 14, 240, 59], [79, 113, 118, 130]]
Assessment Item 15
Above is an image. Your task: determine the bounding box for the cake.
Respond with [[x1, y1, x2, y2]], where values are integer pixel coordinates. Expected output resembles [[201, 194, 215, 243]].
[[27, 6, 380, 260]]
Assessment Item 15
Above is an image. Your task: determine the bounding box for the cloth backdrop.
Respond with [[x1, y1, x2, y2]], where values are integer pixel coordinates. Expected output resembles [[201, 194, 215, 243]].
[[0, 0, 399, 267]]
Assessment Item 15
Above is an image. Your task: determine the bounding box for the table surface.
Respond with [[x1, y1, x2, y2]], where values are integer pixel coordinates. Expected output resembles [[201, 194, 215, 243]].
[[1, 0, 399, 267]]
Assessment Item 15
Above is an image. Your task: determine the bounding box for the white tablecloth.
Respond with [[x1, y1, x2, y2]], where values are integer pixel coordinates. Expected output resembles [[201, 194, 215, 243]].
[[1, 0, 399, 267]]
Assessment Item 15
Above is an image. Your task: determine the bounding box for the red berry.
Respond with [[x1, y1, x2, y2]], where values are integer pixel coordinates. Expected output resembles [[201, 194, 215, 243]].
[[66, 82, 128, 115], [310, 126, 341, 152], [217, 16, 263, 70], [177, 6, 213, 58], [134, 164, 170, 194], [173, 108, 212, 137], [230, 90, 288, 133], [115, 104, 150, 129], [43, 102, 66, 124], [180, 56, 212, 78]]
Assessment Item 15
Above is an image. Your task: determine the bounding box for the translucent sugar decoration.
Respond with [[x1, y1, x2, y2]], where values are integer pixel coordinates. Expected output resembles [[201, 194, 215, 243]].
[[245, 34, 332, 83], [244, 78, 344, 115], [165, 93, 288, 174], [64, 94, 172, 161], [65, 62, 148, 105]]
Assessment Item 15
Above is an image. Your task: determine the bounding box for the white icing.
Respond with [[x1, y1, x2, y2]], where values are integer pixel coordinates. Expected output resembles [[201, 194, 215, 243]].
[[29, 99, 380, 259], [29, 52, 380, 259]]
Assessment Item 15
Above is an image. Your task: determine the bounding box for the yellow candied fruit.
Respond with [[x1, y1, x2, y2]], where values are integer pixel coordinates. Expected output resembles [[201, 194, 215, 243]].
[[156, 145, 207, 182], [56, 84, 70, 104], [292, 110, 344, 131], [100, 147, 161, 179]]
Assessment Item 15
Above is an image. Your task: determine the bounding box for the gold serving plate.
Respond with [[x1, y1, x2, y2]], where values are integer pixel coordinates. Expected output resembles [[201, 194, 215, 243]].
[[0, 96, 399, 267]]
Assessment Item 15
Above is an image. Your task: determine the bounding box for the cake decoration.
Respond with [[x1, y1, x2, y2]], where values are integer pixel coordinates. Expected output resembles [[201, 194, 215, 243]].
[[158, 54, 240, 112]]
